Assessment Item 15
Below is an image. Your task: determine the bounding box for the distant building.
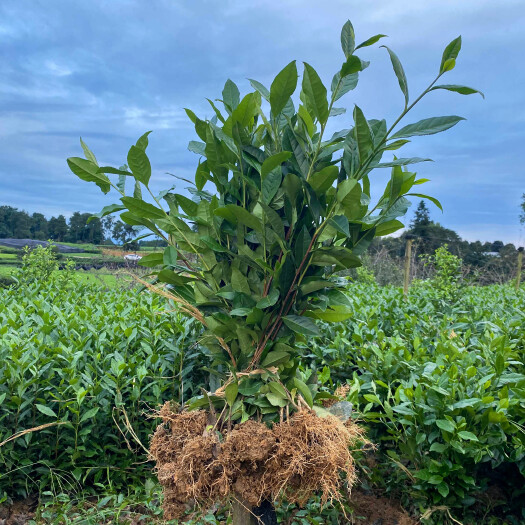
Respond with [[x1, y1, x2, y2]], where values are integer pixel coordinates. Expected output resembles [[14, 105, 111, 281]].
[[482, 252, 500, 257]]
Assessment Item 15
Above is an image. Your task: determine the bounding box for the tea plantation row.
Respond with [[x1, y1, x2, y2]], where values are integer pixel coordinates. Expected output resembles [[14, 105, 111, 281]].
[[0, 280, 524, 523]]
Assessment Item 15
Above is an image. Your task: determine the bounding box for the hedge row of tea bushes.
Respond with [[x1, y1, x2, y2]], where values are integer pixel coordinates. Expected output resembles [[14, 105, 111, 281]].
[[1, 279, 524, 523], [0, 281, 208, 502], [305, 283, 525, 522]]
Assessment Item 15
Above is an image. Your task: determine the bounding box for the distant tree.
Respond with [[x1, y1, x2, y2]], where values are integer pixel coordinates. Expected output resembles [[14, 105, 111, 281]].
[[67, 212, 86, 243], [48, 215, 69, 241], [112, 220, 141, 250], [0, 206, 32, 238], [14, 210, 32, 238], [411, 200, 431, 228], [520, 193, 525, 225], [30, 213, 49, 241], [67, 212, 103, 244], [491, 240, 504, 253], [101, 215, 115, 243]]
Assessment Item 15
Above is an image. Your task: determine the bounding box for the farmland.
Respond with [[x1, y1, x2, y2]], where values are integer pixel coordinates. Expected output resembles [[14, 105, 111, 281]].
[[0, 264, 523, 524]]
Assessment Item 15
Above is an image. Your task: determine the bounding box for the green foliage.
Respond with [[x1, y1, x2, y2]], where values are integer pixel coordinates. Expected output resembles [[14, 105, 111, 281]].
[[67, 20, 479, 420], [12, 242, 76, 287], [422, 244, 464, 303], [1, 277, 524, 521], [305, 283, 525, 522], [0, 280, 205, 500]]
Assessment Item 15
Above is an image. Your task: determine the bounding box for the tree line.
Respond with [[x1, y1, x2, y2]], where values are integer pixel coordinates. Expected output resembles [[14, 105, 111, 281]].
[[0, 205, 145, 246], [368, 201, 523, 285]]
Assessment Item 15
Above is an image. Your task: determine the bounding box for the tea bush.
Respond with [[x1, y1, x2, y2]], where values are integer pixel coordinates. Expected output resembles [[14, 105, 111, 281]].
[[1, 279, 524, 523], [306, 283, 525, 522], [0, 281, 207, 501]]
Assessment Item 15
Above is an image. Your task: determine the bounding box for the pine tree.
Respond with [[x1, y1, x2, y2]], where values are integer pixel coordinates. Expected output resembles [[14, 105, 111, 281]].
[[411, 200, 431, 228]]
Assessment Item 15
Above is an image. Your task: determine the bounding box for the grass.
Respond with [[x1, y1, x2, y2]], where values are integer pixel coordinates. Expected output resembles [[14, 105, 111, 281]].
[[0, 265, 16, 277], [0, 253, 18, 259], [0, 264, 123, 288]]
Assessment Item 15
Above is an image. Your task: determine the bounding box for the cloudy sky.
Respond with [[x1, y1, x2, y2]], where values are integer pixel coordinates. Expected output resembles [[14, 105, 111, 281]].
[[1, 0, 524, 244]]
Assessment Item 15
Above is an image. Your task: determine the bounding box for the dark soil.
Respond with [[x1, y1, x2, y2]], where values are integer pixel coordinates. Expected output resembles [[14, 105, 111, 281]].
[[0, 496, 37, 525], [349, 490, 417, 525]]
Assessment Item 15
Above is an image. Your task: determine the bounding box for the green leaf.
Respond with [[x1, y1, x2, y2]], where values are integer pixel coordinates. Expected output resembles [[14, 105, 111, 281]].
[[215, 205, 263, 233], [89, 204, 126, 222], [121, 197, 165, 220], [310, 246, 362, 270], [355, 34, 387, 50], [440, 36, 461, 74], [458, 431, 479, 441], [429, 442, 448, 453], [232, 92, 261, 127], [340, 20, 355, 58], [163, 246, 178, 266], [305, 305, 353, 322], [293, 377, 313, 407], [188, 141, 206, 155], [67, 157, 111, 194], [302, 63, 329, 125], [268, 382, 288, 399], [261, 151, 292, 179], [249, 78, 270, 101], [80, 138, 97, 164], [222, 79, 240, 112], [36, 404, 57, 418], [96, 166, 132, 176], [294, 225, 312, 263], [430, 84, 484, 98], [332, 72, 359, 101], [406, 193, 443, 212], [135, 130, 152, 150], [225, 382, 238, 407], [353, 106, 373, 162], [256, 289, 279, 309], [127, 145, 152, 185], [266, 392, 287, 407], [262, 170, 282, 204], [381, 46, 408, 106], [231, 267, 251, 295], [437, 483, 450, 498], [341, 56, 363, 77], [283, 315, 320, 336], [262, 349, 290, 367], [375, 157, 432, 168], [375, 220, 404, 236], [328, 215, 350, 236], [391, 116, 465, 139], [80, 407, 100, 423], [436, 419, 455, 433], [309, 165, 339, 194], [138, 252, 163, 267], [270, 61, 298, 117]]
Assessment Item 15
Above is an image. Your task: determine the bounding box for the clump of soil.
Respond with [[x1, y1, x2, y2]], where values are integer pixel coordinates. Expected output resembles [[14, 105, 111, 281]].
[[0, 496, 37, 525], [150, 403, 364, 521], [349, 490, 416, 525]]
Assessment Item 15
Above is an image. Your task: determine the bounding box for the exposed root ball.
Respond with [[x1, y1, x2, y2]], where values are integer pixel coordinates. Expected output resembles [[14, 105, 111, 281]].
[[149, 405, 364, 521], [265, 410, 361, 506]]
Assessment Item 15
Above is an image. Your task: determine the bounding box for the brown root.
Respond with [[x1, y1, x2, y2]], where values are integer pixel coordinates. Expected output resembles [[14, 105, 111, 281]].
[[264, 410, 363, 506], [150, 405, 365, 521]]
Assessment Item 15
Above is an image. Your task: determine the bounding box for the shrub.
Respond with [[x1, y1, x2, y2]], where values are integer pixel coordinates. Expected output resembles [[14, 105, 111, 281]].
[[0, 281, 206, 501]]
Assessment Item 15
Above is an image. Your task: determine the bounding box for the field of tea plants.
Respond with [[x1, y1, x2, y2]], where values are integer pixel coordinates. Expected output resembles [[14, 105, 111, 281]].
[[0, 277, 524, 524]]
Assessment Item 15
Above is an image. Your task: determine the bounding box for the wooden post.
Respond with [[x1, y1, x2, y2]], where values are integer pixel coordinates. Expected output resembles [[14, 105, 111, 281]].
[[516, 247, 523, 291], [232, 499, 257, 525], [403, 237, 413, 297], [232, 498, 277, 525]]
